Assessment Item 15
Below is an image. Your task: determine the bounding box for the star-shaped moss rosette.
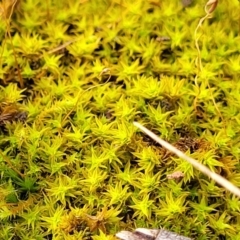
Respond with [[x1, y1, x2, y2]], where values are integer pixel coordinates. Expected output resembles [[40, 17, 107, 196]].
[[0, 0, 240, 239]]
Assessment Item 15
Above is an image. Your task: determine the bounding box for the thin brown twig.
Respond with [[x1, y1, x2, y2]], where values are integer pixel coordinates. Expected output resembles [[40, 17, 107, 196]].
[[0, 150, 24, 179], [60, 70, 112, 130], [194, 0, 224, 127], [1, 0, 24, 88], [133, 122, 240, 198]]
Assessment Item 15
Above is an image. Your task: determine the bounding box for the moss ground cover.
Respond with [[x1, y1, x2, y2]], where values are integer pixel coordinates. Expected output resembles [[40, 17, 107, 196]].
[[0, 0, 240, 239]]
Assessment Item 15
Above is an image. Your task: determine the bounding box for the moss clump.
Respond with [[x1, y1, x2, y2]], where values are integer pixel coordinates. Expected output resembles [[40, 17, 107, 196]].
[[0, 0, 240, 239]]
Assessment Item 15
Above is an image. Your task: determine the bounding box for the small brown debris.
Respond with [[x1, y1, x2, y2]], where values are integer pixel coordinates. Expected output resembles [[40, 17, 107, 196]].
[[167, 171, 185, 180]]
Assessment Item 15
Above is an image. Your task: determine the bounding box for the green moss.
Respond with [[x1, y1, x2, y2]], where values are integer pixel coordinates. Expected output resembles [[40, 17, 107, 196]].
[[0, 0, 240, 239]]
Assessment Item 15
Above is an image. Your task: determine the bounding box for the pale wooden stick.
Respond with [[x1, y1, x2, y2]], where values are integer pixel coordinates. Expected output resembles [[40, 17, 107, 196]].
[[133, 122, 240, 198]]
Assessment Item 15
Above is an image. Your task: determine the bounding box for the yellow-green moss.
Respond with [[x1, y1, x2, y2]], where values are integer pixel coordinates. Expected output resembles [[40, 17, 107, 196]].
[[0, 0, 240, 239]]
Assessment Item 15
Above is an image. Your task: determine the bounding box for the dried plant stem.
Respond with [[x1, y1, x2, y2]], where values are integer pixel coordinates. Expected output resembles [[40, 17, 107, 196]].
[[0, 150, 24, 178], [0, 0, 24, 88], [194, 0, 219, 86], [47, 39, 78, 54], [133, 122, 240, 198], [194, 0, 223, 124], [60, 70, 112, 129]]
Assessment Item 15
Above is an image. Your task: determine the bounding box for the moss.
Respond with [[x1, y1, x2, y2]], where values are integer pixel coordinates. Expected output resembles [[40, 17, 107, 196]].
[[0, 0, 240, 239]]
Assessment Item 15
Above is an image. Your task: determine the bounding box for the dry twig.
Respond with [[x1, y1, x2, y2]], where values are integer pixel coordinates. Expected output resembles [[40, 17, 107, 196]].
[[133, 122, 240, 198]]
